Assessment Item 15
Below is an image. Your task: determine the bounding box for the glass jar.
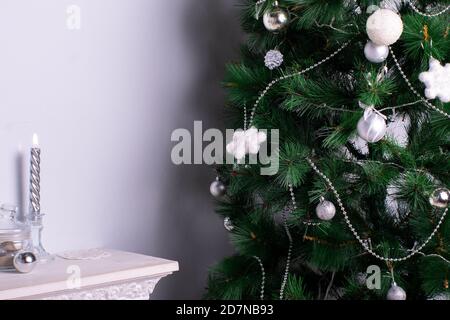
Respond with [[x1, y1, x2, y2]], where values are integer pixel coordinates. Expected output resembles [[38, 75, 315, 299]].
[[0, 204, 33, 271]]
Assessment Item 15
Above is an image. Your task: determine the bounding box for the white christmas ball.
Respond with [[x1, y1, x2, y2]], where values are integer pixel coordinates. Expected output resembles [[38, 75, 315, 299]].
[[364, 41, 389, 63], [366, 9, 403, 46], [357, 111, 387, 143], [387, 284, 406, 300], [316, 200, 336, 221]]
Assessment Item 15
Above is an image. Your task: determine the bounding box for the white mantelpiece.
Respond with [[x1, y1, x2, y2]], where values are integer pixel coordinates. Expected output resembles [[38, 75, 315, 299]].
[[0, 249, 179, 300]]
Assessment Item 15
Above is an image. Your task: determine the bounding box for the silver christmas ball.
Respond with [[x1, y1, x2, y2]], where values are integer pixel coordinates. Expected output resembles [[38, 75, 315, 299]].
[[263, 6, 289, 32], [428, 292, 450, 300], [364, 41, 389, 63], [224, 217, 234, 232], [387, 283, 406, 300], [316, 199, 336, 221], [429, 188, 450, 208], [13, 251, 38, 273], [210, 180, 226, 198], [357, 111, 387, 143]]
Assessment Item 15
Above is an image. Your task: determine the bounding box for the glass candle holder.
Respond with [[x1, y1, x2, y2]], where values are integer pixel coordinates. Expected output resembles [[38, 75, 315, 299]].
[[27, 212, 54, 263]]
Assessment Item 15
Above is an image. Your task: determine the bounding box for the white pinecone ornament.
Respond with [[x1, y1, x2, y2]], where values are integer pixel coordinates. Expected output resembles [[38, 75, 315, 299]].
[[264, 49, 284, 70]]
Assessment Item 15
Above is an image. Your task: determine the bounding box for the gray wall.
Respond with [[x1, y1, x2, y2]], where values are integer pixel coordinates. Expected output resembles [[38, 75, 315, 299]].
[[0, 0, 241, 299]]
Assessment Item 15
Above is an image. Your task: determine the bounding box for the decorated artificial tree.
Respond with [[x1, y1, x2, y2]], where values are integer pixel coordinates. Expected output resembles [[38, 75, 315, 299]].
[[206, 0, 450, 300]]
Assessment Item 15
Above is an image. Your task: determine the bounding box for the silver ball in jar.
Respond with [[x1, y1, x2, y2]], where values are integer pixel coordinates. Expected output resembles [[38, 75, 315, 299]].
[[13, 251, 38, 273], [263, 5, 290, 32], [386, 283, 406, 300], [429, 188, 450, 209], [210, 179, 227, 198], [364, 41, 389, 63]]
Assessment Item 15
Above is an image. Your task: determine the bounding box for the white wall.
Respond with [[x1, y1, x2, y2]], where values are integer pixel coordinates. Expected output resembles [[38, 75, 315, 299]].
[[0, 0, 241, 299]]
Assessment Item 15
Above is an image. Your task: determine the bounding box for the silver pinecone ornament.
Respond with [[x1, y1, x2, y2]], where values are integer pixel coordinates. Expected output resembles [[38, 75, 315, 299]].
[[223, 217, 234, 232], [264, 49, 284, 70]]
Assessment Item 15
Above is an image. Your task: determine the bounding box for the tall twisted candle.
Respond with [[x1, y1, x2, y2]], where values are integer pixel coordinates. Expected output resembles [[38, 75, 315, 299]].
[[30, 133, 41, 214]]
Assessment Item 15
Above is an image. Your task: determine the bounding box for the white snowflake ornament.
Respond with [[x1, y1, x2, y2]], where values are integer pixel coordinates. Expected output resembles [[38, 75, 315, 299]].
[[226, 127, 267, 161], [419, 58, 450, 103]]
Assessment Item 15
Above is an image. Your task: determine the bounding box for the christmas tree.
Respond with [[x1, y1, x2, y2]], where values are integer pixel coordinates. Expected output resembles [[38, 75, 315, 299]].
[[206, 0, 450, 300]]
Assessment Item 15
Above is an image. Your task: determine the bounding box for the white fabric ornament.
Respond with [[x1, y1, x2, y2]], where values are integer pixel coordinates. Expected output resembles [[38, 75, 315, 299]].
[[226, 127, 267, 161], [265, 49, 284, 70], [366, 9, 403, 46], [357, 107, 387, 143], [364, 41, 389, 63], [418, 58, 450, 103]]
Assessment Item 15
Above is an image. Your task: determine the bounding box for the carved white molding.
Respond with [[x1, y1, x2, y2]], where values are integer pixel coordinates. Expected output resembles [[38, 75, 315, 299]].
[[0, 249, 179, 300], [43, 277, 161, 300]]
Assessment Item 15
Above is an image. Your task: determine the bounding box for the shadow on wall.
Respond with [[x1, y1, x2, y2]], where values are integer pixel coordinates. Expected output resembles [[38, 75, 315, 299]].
[[152, 1, 242, 299]]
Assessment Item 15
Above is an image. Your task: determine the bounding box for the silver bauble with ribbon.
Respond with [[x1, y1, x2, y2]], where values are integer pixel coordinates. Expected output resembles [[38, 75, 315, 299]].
[[429, 188, 450, 208], [223, 217, 234, 232], [364, 41, 389, 63], [315, 198, 336, 221], [13, 251, 38, 273], [386, 283, 406, 300], [263, 4, 289, 32], [210, 179, 227, 198], [357, 108, 387, 143]]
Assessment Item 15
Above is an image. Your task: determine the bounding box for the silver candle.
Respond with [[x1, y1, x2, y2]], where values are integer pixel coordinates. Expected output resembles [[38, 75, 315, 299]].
[[30, 133, 41, 214], [27, 134, 53, 263]]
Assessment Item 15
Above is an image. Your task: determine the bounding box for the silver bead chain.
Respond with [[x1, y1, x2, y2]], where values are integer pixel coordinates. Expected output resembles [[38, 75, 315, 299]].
[[279, 210, 293, 300], [306, 157, 449, 262], [253, 256, 266, 300], [389, 46, 450, 120], [244, 41, 351, 129], [407, 0, 450, 17], [244, 104, 248, 131]]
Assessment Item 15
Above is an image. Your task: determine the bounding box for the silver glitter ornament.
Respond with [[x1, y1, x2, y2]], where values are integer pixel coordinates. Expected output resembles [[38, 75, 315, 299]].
[[210, 179, 226, 198], [223, 217, 234, 232], [364, 41, 389, 63], [13, 251, 38, 273], [263, 2, 289, 32], [387, 283, 406, 300], [264, 49, 284, 70], [429, 188, 450, 208], [315, 198, 336, 221], [357, 108, 387, 143]]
